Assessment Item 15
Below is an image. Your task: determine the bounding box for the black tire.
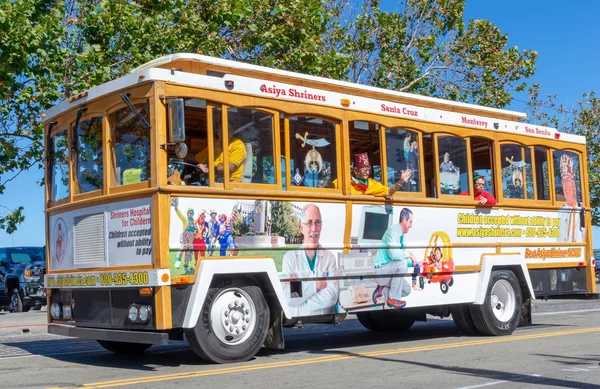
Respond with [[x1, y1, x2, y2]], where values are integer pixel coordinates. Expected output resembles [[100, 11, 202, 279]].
[[470, 270, 522, 336], [9, 288, 23, 313], [356, 312, 380, 331], [450, 304, 480, 335], [419, 277, 425, 290], [449, 277, 454, 287], [97, 340, 152, 354], [185, 284, 270, 364], [356, 310, 415, 332]]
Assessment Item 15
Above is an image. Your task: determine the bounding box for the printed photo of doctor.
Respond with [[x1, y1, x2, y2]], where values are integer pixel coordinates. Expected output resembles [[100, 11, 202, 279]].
[[281, 203, 340, 317]]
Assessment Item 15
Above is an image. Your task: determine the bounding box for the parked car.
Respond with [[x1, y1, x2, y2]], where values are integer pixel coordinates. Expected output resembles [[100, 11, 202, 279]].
[[0, 246, 47, 312], [594, 249, 600, 283]]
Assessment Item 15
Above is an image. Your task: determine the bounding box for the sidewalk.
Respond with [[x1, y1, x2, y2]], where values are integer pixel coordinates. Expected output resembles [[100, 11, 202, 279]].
[[0, 310, 49, 337]]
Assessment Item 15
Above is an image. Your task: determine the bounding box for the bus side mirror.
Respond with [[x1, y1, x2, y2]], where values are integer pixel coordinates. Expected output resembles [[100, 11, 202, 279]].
[[166, 98, 187, 158]]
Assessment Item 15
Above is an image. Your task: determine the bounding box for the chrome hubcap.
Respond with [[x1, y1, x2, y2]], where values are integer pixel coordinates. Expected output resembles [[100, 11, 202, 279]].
[[490, 279, 515, 322], [210, 288, 256, 345]]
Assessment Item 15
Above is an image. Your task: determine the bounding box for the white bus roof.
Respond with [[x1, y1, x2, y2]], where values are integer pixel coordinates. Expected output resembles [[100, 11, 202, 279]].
[[43, 53, 585, 144]]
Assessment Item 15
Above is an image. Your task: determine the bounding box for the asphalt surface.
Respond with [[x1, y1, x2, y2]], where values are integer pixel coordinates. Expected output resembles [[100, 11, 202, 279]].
[[1, 300, 600, 389]]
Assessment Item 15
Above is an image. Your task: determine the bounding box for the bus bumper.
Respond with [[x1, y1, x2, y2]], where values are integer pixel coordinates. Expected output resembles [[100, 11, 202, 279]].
[[48, 324, 169, 345]]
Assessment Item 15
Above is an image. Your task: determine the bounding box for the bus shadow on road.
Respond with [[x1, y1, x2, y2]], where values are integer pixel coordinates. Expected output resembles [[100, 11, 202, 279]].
[[260, 317, 571, 356]]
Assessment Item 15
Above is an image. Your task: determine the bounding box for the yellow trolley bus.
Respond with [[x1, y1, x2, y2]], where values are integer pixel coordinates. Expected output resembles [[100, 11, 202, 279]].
[[43, 53, 596, 363]]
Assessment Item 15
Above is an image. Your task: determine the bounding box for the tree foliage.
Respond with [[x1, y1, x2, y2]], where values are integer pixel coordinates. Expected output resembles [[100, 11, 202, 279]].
[[1, 0, 543, 232], [270, 202, 299, 242]]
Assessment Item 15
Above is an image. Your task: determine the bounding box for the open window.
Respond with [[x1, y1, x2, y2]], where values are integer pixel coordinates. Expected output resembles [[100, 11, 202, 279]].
[[470, 136, 494, 199], [349, 121, 382, 183]]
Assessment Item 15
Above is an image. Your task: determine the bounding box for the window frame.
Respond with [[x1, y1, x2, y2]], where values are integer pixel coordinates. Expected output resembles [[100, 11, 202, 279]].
[[225, 106, 282, 191], [496, 141, 551, 205], [380, 125, 426, 198], [47, 124, 71, 207], [282, 114, 342, 194], [72, 112, 105, 199], [550, 148, 584, 208], [532, 145, 553, 205], [106, 98, 153, 193]]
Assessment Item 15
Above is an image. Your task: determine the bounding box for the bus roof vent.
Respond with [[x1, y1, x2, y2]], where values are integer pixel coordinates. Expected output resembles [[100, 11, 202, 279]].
[[74, 213, 106, 266]]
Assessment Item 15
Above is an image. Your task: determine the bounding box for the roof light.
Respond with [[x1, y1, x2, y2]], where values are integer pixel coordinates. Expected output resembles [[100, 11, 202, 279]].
[[68, 91, 88, 103], [554, 133, 561, 139], [341, 98, 351, 107]]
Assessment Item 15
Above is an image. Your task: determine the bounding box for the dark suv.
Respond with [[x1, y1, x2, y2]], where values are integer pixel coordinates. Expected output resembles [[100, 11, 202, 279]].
[[0, 246, 47, 312]]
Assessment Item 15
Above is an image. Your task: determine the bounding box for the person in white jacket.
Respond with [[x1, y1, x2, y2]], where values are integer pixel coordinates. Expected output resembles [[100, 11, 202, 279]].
[[282, 204, 339, 317]]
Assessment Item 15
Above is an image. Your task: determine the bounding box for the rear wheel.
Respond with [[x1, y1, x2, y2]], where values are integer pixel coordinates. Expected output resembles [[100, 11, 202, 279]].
[[356, 310, 415, 332], [470, 270, 522, 336], [450, 304, 480, 335], [9, 288, 23, 313], [185, 283, 270, 363], [97, 340, 152, 354]]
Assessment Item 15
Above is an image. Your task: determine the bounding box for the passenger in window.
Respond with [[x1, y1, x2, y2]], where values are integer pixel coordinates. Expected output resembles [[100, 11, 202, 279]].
[[460, 174, 496, 206], [349, 153, 412, 197], [440, 152, 457, 172], [407, 140, 419, 185], [195, 131, 247, 182]]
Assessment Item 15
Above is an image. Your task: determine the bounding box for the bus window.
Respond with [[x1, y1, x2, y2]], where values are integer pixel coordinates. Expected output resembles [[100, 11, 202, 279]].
[[470, 137, 494, 198], [226, 108, 275, 185], [437, 136, 468, 195], [349, 121, 382, 183], [109, 101, 151, 186], [50, 129, 69, 202], [500, 144, 530, 200], [75, 116, 103, 194], [385, 128, 420, 192], [553, 150, 582, 205], [525, 148, 534, 199], [422, 134, 436, 198], [534, 147, 550, 200], [288, 116, 337, 189]]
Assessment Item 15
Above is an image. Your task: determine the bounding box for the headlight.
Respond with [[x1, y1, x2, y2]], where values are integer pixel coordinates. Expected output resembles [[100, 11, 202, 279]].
[[128, 305, 138, 322], [24, 266, 42, 281], [138, 305, 150, 322]]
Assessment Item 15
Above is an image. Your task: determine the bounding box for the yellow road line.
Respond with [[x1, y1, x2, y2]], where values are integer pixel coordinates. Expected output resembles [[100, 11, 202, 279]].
[[48, 326, 600, 389]]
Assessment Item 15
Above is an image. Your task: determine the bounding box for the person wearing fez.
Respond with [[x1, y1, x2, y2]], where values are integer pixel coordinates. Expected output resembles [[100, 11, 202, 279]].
[[349, 153, 412, 197]]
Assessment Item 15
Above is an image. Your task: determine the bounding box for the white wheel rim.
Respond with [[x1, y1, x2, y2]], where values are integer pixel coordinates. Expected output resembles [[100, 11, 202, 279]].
[[210, 288, 256, 345], [490, 279, 516, 322]]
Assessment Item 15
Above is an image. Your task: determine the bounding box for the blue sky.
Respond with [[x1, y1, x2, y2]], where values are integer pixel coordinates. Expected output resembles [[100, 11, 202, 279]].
[[1, 1, 599, 248]]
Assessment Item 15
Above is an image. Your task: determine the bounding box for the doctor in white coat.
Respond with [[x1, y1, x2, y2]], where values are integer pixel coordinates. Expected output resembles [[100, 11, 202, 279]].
[[282, 203, 339, 317]]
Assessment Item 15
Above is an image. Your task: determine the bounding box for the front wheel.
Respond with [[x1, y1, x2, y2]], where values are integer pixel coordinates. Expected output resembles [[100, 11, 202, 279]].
[[470, 270, 522, 336], [185, 284, 270, 363], [97, 340, 152, 354], [9, 288, 23, 313]]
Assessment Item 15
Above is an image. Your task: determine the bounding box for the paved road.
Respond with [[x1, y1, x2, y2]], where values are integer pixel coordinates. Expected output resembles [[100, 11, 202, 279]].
[[1, 300, 600, 389]]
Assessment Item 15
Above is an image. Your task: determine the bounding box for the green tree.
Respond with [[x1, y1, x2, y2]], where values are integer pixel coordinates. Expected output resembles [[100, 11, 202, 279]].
[[231, 213, 250, 236], [1, 0, 539, 233], [270, 202, 299, 242]]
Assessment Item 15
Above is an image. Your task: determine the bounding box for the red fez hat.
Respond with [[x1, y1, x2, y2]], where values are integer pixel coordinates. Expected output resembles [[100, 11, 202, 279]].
[[354, 153, 371, 169]]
